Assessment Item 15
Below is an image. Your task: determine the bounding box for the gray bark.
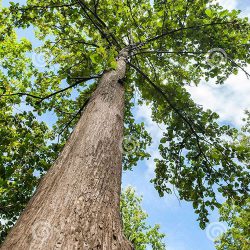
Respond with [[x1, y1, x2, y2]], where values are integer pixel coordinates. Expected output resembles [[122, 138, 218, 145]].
[[1, 50, 133, 250]]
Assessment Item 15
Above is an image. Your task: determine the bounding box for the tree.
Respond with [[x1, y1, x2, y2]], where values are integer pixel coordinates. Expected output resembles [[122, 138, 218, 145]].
[[0, 0, 250, 249], [121, 187, 166, 250], [215, 113, 250, 250], [215, 199, 250, 250]]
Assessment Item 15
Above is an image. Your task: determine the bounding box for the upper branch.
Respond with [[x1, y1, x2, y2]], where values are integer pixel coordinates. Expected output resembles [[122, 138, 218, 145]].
[[1, 75, 101, 103], [37, 75, 101, 104], [128, 62, 234, 188], [76, 0, 112, 46], [127, 61, 200, 138], [133, 50, 203, 56], [1, 92, 42, 99], [228, 58, 250, 79], [132, 21, 237, 49], [77, 0, 121, 49]]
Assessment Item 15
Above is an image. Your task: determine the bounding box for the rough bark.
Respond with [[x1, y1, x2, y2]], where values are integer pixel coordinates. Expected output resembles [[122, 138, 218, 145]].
[[1, 50, 133, 250]]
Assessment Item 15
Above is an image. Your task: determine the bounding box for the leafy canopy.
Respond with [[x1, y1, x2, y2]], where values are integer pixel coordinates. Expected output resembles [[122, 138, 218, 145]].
[[0, 0, 250, 239], [215, 116, 250, 250], [121, 187, 166, 250], [215, 199, 250, 250]]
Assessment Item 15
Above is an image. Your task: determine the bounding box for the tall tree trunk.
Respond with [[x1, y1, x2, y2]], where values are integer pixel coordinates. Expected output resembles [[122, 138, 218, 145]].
[[1, 50, 133, 250]]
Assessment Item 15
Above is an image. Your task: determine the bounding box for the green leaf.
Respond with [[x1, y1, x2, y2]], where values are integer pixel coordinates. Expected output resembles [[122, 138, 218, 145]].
[[205, 9, 213, 17]]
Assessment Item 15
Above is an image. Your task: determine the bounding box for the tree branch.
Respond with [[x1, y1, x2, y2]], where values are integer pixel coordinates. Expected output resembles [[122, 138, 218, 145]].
[[128, 62, 238, 192], [17, 2, 78, 11], [228, 57, 250, 79], [77, 0, 121, 49], [1, 75, 101, 103], [58, 97, 90, 137], [133, 50, 203, 56], [132, 50, 250, 79], [49, 39, 99, 48], [77, 0, 113, 46], [1, 92, 42, 99], [37, 75, 101, 104], [134, 21, 237, 48], [128, 61, 202, 142]]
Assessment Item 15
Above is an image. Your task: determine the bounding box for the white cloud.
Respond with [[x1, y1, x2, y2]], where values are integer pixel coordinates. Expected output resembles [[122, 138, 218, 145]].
[[216, 0, 250, 19], [186, 65, 250, 128], [216, 0, 237, 10]]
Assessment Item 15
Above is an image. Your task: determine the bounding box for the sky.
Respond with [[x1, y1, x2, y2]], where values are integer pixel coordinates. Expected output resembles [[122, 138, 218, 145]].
[[2, 0, 250, 249]]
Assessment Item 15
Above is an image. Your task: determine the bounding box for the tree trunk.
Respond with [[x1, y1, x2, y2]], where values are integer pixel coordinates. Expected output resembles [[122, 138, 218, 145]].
[[1, 50, 133, 250]]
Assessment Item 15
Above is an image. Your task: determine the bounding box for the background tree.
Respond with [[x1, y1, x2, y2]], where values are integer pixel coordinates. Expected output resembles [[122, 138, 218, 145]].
[[0, 0, 250, 249], [121, 187, 166, 250], [215, 199, 250, 250], [0, 14, 60, 241], [215, 112, 250, 250]]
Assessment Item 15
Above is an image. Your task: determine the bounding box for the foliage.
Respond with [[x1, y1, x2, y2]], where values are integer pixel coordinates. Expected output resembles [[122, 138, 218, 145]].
[[0, 108, 58, 241], [121, 187, 166, 250], [0, 0, 250, 241], [0, 9, 60, 241], [215, 199, 250, 250], [123, 84, 152, 170], [215, 114, 250, 250]]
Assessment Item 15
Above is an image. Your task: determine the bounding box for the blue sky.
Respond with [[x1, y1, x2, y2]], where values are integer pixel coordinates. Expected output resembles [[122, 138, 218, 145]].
[[2, 0, 250, 249]]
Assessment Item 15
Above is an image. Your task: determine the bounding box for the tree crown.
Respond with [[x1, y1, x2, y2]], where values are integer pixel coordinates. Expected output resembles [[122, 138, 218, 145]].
[[0, 0, 250, 238]]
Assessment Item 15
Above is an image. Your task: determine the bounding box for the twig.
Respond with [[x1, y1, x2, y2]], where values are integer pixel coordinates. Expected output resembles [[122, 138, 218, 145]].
[[37, 75, 101, 104]]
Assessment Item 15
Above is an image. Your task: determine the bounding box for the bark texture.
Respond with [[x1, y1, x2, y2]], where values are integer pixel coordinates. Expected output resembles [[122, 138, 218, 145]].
[[1, 51, 133, 250]]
